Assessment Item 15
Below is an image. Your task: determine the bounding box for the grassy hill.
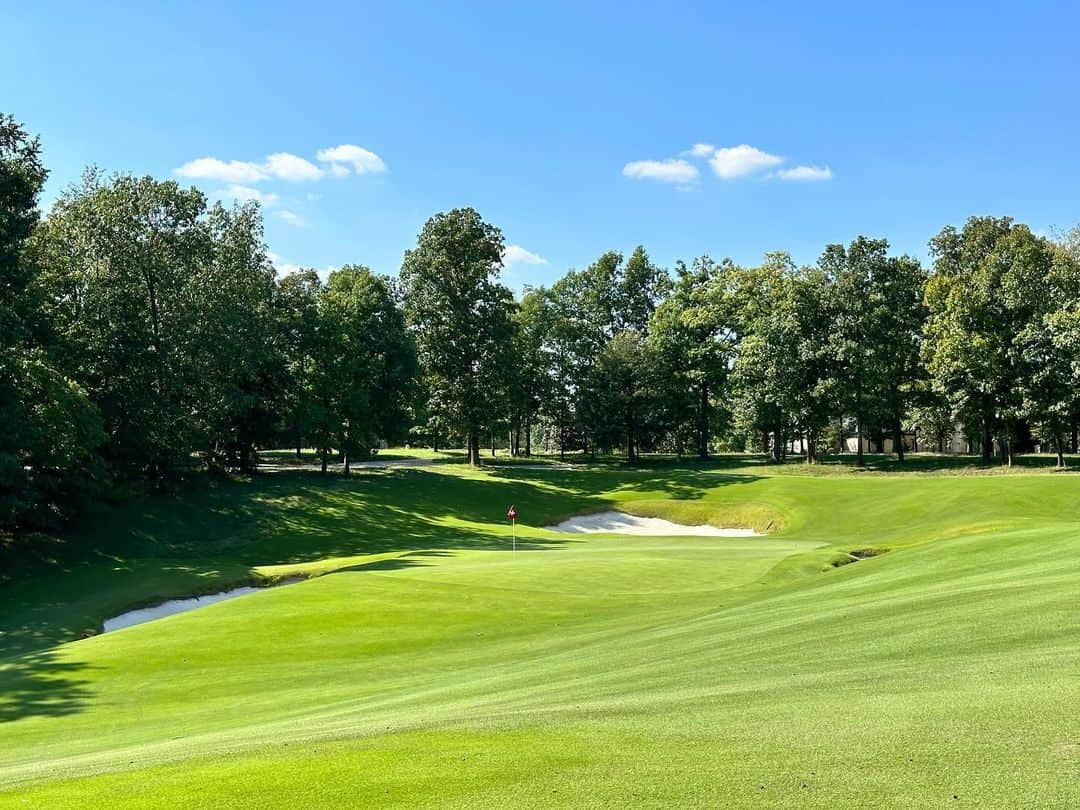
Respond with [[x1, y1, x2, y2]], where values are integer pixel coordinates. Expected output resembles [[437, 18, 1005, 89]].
[[1, 457, 1078, 806]]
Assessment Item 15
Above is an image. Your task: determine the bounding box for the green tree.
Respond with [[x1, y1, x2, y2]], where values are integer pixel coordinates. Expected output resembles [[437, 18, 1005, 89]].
[[923, 217, 1054, 464], [508, 287, 553, 456], [275, 269, 322, 456], [1015, 244, 1080, 466], [729, 255, 837, 463], [197, 202, 285, 472], [36, 172, 211, 478], [316, 266, 416, 474], [649, 256, 736, 459], [1, 114, 102, 533], [729, 254, 801, 462], [399, 209, 511, 466], [546, 246, 667, 458]]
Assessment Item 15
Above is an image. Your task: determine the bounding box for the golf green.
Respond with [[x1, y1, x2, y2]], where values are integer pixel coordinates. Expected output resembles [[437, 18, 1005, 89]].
[[1, 460, 1077, 807]]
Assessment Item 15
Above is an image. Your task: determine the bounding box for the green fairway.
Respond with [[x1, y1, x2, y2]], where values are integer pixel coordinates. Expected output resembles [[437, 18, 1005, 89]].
[[1, 459, 1079, 807]]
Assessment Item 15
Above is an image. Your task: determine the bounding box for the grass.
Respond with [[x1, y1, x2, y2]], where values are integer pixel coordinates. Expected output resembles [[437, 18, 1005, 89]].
[[1, 455, 1078, 806]]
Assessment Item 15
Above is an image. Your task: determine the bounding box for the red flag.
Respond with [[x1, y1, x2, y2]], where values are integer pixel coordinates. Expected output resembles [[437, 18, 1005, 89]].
[[507, 505, 517, 521]]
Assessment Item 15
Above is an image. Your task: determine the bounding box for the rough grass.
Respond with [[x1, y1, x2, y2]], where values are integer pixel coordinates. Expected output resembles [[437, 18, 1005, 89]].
[[1, 457, 1078, 807]]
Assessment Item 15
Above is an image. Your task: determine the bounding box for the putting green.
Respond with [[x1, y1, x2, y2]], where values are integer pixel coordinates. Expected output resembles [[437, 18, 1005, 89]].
[[1, 461, 1078, 807]]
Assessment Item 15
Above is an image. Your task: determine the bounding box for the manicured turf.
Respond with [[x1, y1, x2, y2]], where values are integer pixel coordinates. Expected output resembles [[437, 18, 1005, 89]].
[[1, 457, 1078, 806]]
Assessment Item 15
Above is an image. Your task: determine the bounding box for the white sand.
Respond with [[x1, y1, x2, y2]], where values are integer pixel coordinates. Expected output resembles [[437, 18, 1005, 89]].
[[102, 579, 301, 633], [547, 511, 761, 536]]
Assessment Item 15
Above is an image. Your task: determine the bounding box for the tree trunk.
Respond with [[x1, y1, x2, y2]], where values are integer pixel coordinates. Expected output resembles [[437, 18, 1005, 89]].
[[1055, 435, 1066, 468], [467, 430, 481, 466], [626, 429, 636, 463], [893, 412, 905, 462], [491, 429, 496, 457], [697, 383, 709, 460], [855, 417, 864, 465], [980, 413, 993, 464], [525, 415, 532, 457], [1072, 420, 1078, 454], [320, 449, 328, 474], [806, 430, 817, 464], [771, 424, 784, 464], [296, 355, 305, 458]]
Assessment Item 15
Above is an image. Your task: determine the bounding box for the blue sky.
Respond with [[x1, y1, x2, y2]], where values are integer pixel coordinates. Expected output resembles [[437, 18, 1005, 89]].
[[6, 1, 1078, 292]]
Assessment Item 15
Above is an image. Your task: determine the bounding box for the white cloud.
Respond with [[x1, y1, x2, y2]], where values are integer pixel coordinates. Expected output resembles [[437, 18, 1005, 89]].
[[175, 157, 268, 184], [273, 259, 339, 281], [622, 158, 699, 184], [275, 210, 306, 227], [503, 245, 547, 267], [264, 152, 324, 181], [218, 185, 279, 205], [772, 165, 833, 181], [683, 143, 716, 157], [708, 145, 784, 179], [175, 152, 324, 184], [316, 144, 386, 175]]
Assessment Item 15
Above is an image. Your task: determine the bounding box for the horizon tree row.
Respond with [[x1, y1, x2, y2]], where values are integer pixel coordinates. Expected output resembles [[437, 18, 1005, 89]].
[[3, 111, 1080, 539]]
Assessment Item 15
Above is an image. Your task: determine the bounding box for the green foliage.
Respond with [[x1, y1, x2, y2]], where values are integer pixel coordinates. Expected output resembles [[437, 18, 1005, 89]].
[[314, 266, 416, 471], [0, 114, 102, 534], [400, 209, 514, 465], [923, 217, 1069, 464], [34, 173, 283, 476], [648, 256, 736, 458]]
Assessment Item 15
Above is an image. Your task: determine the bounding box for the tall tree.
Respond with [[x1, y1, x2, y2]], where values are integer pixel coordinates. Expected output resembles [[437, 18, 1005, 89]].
[[729, 254, 802, 462], [923, 217, 1053, 464], [400, 209, 513, 466], [649, 256, 736, 459], [36, 172, 212, 478], [275, 269, 322, 457], [316, 265, 415, 474], [1015, 243, 1080, 467], [508, 287, 553, 456], [197, 201, 284, 472], [1, 114, 102, 533]]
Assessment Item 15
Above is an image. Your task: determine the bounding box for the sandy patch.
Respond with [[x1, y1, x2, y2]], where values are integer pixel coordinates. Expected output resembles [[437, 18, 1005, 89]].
[[102, 579, 302, 633], [547, 511, 761, 536]]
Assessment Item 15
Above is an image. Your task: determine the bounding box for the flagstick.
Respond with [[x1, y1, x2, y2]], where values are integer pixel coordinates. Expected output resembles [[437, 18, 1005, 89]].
[[512, 518, 516, 557]]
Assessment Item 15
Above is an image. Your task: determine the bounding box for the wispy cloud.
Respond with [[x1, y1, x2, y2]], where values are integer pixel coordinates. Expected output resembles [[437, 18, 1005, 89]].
[[708, 145, 784, 179], [622, 158, 699, 184], [316, 144, 386, 175], [272, 257, 340, 281], [636, 143, 833, 184], [503, 245, 547, 267], [682, 143, 716, 157], [265, 153, 324, 181], [175, 144, 385, 184], [176, 158, 268, 184], [772, 165, 833, 181], [217, 185, 279, 205], [275, 210, 306, 227]]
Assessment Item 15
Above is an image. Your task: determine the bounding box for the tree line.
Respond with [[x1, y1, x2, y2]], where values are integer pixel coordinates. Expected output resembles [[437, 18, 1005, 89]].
[[3, 113, 1079, 537]]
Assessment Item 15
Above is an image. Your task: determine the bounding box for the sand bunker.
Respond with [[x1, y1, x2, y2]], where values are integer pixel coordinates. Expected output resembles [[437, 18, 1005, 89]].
[[102, 579, 301, 633], [547, 511, 761, 536]]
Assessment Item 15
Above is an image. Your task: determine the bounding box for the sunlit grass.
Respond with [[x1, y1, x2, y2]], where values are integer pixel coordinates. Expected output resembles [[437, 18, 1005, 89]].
[[1, 459, 1078, 806]]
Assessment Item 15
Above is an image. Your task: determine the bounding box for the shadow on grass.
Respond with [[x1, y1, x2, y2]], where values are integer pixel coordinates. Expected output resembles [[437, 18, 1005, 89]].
[[1, 466, 616, 658], [0, 648, 95, 723], [0, 459, 761, 724]]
